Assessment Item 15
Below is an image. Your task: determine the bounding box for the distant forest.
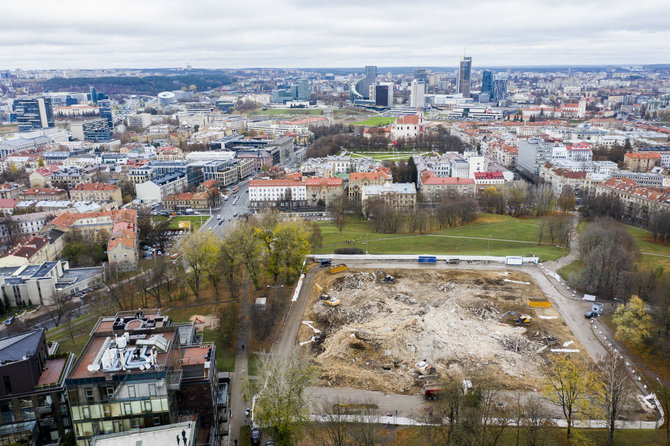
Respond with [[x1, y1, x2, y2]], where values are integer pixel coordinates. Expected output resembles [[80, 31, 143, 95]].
[[41, 74, 236, 95]]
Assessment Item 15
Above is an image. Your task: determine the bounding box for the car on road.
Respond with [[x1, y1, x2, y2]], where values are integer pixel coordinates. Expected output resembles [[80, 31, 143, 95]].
[[216, 215, 222, 220], [5, 316, 14, 326], [251, 428, 261, 446]]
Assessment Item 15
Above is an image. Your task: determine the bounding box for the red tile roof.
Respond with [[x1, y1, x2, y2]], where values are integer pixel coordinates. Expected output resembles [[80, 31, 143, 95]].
[[474, 172, 505, 180], [0, 198, 17, 209], [303, 177, 343, 186], [396, 115, 420, 125], [625, 152, 661, 159], [0, 236, 49, 260], [349, 171, 391, 182]]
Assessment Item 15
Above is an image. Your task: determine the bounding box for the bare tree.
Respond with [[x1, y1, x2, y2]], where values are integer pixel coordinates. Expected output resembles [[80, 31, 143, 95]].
[[308, 399, 351, 446], [521, 395, 552, 446], [44, 291, 74, 328], [597, 346, 632, 446]]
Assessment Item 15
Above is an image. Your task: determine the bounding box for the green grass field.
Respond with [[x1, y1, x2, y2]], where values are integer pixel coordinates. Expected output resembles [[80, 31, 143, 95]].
[[558, 260, 581, 282], [623, 224, 670, 271], [316, 214, 563, 261], [153, 215, 208, 231], [46, 312, 99, 358], [352, 116, 397, 126], [248, 108, 323, 116]]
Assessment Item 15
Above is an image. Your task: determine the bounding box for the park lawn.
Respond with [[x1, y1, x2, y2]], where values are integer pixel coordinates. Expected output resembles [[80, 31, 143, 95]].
[[316, 214, 563, 261], [168, 215, 208, 231], [249, 108, 323, 116], [623, 224, 670, 271], [352, 116, 397, 126], [558, 260, 582, 282], [202, 327, 235, 372]]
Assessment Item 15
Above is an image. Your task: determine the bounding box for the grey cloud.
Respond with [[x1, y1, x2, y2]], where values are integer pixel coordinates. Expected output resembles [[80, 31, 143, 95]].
[[0, 0, 668, 69]]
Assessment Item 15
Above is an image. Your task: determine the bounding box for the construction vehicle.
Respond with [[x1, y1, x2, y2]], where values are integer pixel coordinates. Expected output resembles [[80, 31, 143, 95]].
[[500, 311, 532, 326], [414, 360, 437, 376], [315, 283, 330, 301], [422, 381, 443, 400], [375, 270, 395, 284], [314, 283, 340, 306], [328, 264, 347, 274], [323, 297, 341, 307]]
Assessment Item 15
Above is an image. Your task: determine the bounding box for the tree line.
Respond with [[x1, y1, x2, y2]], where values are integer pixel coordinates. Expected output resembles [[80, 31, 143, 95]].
[[305, 124, 472, 159], [244, 346, 670, 446]]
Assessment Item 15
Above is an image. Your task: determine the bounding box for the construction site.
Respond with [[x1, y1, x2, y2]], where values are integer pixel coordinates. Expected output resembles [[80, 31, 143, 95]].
[[298, 266, 590, 395]]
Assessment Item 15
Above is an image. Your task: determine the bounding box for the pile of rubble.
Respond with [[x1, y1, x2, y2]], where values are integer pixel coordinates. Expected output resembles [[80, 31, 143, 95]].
[[303, 269, 578, 394]]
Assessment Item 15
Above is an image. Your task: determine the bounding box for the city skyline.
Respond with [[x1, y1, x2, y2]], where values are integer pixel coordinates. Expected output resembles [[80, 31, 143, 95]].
[[1, 0, 669, 70]]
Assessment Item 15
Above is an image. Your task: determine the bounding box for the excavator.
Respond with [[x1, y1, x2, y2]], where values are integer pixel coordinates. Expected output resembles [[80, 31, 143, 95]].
[[375, 270, 395, 284], [500, 311, 532, 326], [315, 283, 341, 307]]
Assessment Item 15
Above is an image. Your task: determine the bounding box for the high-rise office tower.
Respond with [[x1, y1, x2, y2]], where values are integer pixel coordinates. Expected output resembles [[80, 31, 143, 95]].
[[493, 77, 508, 103], [457, 56, 472, 98], [12, 97, 54, 131], [355, 65, 378, 98], [413, 68, 428, 84], [374, 83, 393, 107], [482, 70, 494, 97], [410, 79, 425, 108], [90, 86, 97, 104], [297, 79, 310, 101]]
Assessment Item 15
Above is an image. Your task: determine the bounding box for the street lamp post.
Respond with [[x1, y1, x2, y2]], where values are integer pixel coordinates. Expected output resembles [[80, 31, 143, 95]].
[[267, 284, 284, 301]]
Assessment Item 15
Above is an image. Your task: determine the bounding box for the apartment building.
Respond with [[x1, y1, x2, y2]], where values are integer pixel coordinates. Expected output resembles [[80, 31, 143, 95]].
[[248, 179, 307, 210], [20, 187, 68, 202], [623, 152, 662, 172], [595, 177, 670, 225], [65, 311, 217, 446], [361, 182, 416, 211], [135, 172, 188, 203], [348, 170, 392, 200], [418, 170, 475, 202], [0, 329, 75, 445], [69, 183, 123, 206], [304, 177, 344, 207]]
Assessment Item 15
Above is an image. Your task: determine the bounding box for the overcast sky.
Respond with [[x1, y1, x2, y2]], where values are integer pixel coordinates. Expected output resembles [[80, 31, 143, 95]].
[[2, 0, 668, 70]]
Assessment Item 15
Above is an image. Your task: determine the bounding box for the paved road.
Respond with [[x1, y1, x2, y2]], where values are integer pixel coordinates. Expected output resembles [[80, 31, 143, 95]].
[[229, 279, 251, 446], [201, 180, 251, 238]]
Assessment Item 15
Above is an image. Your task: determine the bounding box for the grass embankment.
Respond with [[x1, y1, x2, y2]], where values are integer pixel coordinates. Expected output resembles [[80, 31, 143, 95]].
[[352, 117, 397, 126], [600, 312, 670, 383], [46, 312, 100, 358], [316, 214, 563, 261], [394, 426, 667, 446]]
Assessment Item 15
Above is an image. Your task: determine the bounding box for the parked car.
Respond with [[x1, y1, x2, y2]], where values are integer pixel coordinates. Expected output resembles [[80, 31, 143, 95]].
[[251, 428, 261, 446], [585, 310, 599, 319], [5, 316, 14, 326]]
